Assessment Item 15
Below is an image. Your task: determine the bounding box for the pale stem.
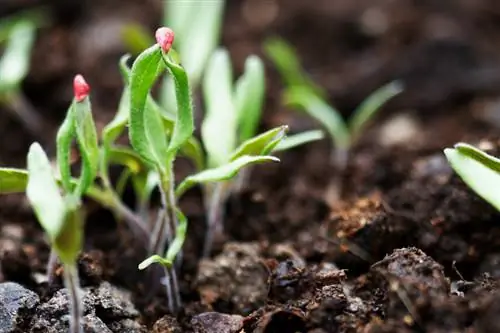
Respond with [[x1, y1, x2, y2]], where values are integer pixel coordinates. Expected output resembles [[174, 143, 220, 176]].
[[63, 263, 83, 333], [233, 167, 251, 193], [46, 249, 59, 284], [203, 182, 228, 257], [326, 147, 350, 205]]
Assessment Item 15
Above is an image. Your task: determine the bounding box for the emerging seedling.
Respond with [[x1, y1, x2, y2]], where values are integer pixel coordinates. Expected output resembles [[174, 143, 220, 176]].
[[264, 36, 403, 203], [444, 142, 500, 211]]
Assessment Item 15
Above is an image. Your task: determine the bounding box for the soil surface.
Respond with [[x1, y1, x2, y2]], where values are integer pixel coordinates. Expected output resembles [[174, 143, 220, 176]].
[[2, 0, 500, 332]]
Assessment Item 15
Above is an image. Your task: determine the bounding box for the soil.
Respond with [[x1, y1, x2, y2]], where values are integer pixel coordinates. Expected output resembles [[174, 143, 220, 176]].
[[2, 0, 500, 332]]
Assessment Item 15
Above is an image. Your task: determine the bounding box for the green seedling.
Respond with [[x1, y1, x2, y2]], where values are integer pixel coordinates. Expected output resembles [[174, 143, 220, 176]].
[[264, 36, 402, 202], [445, 142, 500, 211]]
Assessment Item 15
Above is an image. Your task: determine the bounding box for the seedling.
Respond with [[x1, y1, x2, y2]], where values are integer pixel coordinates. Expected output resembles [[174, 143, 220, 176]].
[[444, 142, 500, 211], [264, 36, 403, 202]]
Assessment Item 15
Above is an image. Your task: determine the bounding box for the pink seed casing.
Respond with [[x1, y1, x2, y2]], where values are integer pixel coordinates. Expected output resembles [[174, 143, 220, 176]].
[[73, 74, 90, 102], [155, 27, 175, 53]]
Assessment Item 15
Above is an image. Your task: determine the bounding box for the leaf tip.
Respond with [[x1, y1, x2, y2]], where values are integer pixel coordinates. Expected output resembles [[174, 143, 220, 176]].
[[73, 74, 90, 102], [155, 27, 175, 53]]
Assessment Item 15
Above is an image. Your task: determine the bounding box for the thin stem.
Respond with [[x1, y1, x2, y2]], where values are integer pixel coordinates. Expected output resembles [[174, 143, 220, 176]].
[[46, 249, 59, 284], [63, 263, 83, 333], [203, 182, 228, 257], [233, 167, 251, 193], [326, 147, 349, 206]]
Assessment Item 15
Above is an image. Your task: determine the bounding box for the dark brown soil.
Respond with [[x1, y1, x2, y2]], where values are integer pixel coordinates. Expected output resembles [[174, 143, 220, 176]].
[[2, 0, 500, 332]]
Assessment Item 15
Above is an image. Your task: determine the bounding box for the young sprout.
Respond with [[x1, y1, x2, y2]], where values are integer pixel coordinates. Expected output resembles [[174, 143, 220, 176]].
[[264, 36, 403, 203], [444, 142, 500, 211]]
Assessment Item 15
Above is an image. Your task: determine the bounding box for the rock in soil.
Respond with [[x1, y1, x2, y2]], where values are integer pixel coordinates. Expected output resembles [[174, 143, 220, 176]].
[[0, 282, 39, 332], [195, 242, 269, 314], [152, 315, 182, 333], [190, 312, 244, 333]]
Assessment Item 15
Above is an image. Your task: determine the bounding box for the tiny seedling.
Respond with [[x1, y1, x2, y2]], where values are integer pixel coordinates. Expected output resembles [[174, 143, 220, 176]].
[[264, 36, 403, 202], [444, 142, 500, 211]]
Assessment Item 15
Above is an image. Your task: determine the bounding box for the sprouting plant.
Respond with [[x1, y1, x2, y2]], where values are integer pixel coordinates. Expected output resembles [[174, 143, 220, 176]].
[[0, 11, 47, 140], [444, 142, 500, 211], [264, 36, 403, 202]]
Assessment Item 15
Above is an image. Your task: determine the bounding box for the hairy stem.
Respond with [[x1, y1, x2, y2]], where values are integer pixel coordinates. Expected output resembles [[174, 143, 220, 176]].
[[203, 182, 228, 257], [63, 263, 83, 333]]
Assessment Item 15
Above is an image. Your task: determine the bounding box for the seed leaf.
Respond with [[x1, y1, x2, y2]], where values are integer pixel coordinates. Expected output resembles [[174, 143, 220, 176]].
[[444, 143, 500, 211], [129, 44, 169, 170], [165, 209, 187, 262], [202, 49, 237, 167], [175, 155, 279, 197], [138, 254, 172, 270], [235, 55, 265, 142], [54, 207, 83, 265], [107, 147, 145, 174], [230, 126, 287, 161], [0, 167, 28, 193], [274, 129, 325, 152], [56, 105, 75, 192], [284, 86, 350, 149], [349, 81, 403, 141], [180, 136, 205, 171]]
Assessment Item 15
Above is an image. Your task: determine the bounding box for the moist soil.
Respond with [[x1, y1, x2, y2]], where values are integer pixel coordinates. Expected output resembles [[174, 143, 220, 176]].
[[2, 0, 500, 332]]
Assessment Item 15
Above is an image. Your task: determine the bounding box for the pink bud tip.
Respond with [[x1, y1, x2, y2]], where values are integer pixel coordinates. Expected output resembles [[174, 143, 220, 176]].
[[73, 74, 90, 102], [155, 27, 175, 53]]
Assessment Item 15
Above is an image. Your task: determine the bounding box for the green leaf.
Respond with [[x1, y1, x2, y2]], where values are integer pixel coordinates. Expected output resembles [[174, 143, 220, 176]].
[[0, 20, 36, 93], [202, 49, 237, 167], [444, 143, 500, 211], [138, 254, 172, 270], [107, 147, 145, 174], [73, 98, 99, 196], [180, 136, 205, 171], [165, 209, 187, 262], [160, 50, 195, 161], [56, 104, 75, 192], [230, 126, 287, 161], [0, 167, 28, 193], [121, 23, 154, 56], [26, 142, 68, 242], [54, 207, 83, 265], [274, 129, 325, 152], [349, 81, 403, 141], [176, 155, 279, 197], [284, 86, 350, 149], [129, 44, 169, 170], [235, 55, 265, 142], [132, 170, 159, 209], [263, 36, 324, 97]]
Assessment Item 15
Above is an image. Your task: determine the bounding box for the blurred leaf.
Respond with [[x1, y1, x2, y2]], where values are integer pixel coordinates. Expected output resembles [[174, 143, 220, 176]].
[[160, 49, 194, 161], [274, 129, 325, 152], [202, 49, 237, 167], [56, 105, 75, 192], [0, 167, 28, 193], [0, 20, 36, 93], [132, 170, 159, 210], [349, 81, 403, 141], [445, 143, 500, 211], [230, 126, 287, 161], [180, 136, 205, 171], [175, 155, 279, 197], [235, 55, 265, 142], [0, 8, 47, 43], [129, 44, 169, 170], [165, 209, 187, 262], [121, 23, 154, 55], [285, 86, 350, 149], [107, 147, 145, 174], [138, 254, 171, 270]]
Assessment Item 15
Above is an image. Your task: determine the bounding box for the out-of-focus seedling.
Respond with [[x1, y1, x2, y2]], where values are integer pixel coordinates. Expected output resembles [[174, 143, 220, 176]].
[[264, 36, 402, 203], [444, 142, 500, 211]]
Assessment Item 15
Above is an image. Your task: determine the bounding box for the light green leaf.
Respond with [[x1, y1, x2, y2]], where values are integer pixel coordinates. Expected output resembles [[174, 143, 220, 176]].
[[138, 254, 172, 270], [129, 44, 169, 169], [53, 208, 82, 265], [0, 167, 28, 193], [56, 104, 75, 192], [235, 55, 265, 141], [121, 23, 154, 56], [176, 155, 279, 197], [444, 143, 500, 211], [202, 49, 237, 167], [107, 147, 145, 174], [26, 142, 67, 241], [165, 209, 187, 262], [349, 81, 403, 141], [180, 136, 205, 171], [160, 50, 194, 161], [230, 126, 287, 161], [285, 86, 350, 149], [0, 20, 36, 93], [274, 129, 325, 152]]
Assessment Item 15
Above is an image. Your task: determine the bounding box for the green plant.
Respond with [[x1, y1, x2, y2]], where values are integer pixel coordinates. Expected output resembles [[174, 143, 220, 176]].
[[264, 36, 403, 202], [444, 142, 500, 211]]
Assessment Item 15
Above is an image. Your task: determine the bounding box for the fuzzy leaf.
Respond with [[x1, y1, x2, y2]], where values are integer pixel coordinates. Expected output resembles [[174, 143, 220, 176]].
[[138, 254, 172, 270], [444, 143, 500, 211], [176, 155, 279, 197], [0, 167, 28, 193], [180, 136, 205, 171], [235, 55, 265, 141], [284, 86, 350, 149], [349, 81, 403, 141], [129, 44, 169, 170], [202, 49, 237, 167], [274, 129, 325, 152], [230, 126, 287, 161], [0, 20, 36, 93], [53, 208, 82, 265], [56, 105, 75, 192]]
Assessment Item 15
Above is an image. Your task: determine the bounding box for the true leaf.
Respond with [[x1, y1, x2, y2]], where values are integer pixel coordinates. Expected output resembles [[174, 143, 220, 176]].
[[0, 167, 28, 193], [235, 55, 265, 142], [56, 104, 75, 192], [444, 143, 500, 211], [274, 129, 325, 152], [175, 155, 279, 197], [230, 126, 287, 161]]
